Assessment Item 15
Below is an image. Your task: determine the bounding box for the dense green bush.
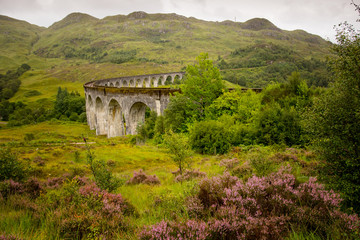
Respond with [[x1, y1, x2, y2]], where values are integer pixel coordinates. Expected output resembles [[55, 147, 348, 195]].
[[0, 148, 27, 181], [189, 120, 232, 155], [206, 89, 261, 123], [255, 103, 303, 146]]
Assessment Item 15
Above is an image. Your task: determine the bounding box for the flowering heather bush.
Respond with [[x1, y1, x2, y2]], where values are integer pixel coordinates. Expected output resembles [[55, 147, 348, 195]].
[[126, 169, 160, 185], [231, 161, 253, 180], [0, 177, 43, 200], [197, 172, 238, 209], [140, 220, 209, 240], [0, 235, 23, 240], [140, 167, 360, 240], [219, 158, 240, 170], [40, 180, 136, 239], [23, 177, 42, 199], [270, 152, 298, 163], [44, 176, 65, 189], [0, 179, 24, 199], [173, 169, 206, 182]]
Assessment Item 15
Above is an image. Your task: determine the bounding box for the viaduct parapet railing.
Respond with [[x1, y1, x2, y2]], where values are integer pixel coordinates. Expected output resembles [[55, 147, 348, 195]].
[[90, 72, 185, 88], [84, 72, 184, 138]]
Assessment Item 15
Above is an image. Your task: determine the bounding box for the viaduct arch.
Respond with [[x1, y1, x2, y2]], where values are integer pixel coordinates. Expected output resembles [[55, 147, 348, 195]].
[[84, 72, 184, 137]]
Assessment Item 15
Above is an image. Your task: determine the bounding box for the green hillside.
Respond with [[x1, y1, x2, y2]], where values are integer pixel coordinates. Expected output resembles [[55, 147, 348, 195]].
[[33, 12, 330, 65], [0, 16, 45, 71], [0, 11, 332, 102]]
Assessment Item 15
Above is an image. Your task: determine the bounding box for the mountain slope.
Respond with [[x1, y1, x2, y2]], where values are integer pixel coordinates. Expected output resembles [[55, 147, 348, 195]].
[[32, 12, 330, 65], [0, 15, 44, 70], [0, 11, 332, 99]]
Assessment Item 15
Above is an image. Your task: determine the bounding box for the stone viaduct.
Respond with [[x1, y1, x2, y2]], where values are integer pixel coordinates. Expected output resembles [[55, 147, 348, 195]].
[[84, 72, 184, 138]]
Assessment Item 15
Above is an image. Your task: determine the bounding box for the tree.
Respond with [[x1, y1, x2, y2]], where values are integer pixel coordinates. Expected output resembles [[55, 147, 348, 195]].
[[305, 4, 360, 212], [183, 53, 225, 120], [163, 130, 192, 175], [206, 89, 262, 123], [164, 94, 198, 132], [164, 53, 225, 132]]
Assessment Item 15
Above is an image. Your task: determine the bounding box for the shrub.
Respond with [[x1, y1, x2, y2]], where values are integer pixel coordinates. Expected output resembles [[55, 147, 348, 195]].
[[73, 150, 81, 162], [106, 159, 116, 167], [45, 176, 65, 189], [172, 169, 206, 182], [197, 172, 238, 209], [137, 110, 157, 141], [38, 179, 136, 239], [69, 166, 86, 179], [78, 112, 87, 122], [68, 112, 79, 121], [0, 177, 42, 200], [140, 167, 360, 240], [24, 90, 41, 97], [24, 133, 35, 142], [23, 177, 43, 199], [255, 103, 303, 146], [231, 161, 253, 180], [163, 130, 192, 175], [0, 148, 27, 181], [90, 159, 120, 191], [189, 120, 232, 155], [219, 158, 240, 170], [85, 144, 120, 192], [248, 149, 276, 177], [0, 234, 23, 240], [0, 179, 24, 199], [126, 169, 160, 185], [140, 220, 209, 240]]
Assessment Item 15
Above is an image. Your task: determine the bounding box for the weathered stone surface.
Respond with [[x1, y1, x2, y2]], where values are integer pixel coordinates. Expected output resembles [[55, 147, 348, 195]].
[[84, 72, 184, 137]]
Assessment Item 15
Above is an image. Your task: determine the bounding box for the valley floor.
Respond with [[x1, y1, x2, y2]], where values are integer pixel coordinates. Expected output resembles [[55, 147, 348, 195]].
[[0, 121, 356, 240]]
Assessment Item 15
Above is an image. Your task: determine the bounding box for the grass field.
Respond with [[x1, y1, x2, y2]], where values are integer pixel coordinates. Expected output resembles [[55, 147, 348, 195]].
[[0, 120, 321, 239]]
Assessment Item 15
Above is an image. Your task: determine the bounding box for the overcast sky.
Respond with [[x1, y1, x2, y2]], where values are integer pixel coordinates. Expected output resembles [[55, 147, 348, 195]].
[[0, 0, 359, 42]]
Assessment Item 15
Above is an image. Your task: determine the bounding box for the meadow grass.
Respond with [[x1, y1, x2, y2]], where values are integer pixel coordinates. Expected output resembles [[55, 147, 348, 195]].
[[0, 121, 323, 239]]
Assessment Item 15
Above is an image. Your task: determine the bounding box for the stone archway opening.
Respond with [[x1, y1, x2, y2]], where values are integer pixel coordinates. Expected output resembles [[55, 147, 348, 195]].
[[128, 102, 151, 135], [165, 76, 172, 85], [95, 97, 106, 135], [158, 76, 164, 86], [130, 79, 135, 87], [174, 75, 182, 84], [143, 78, 149, 88], [108, 99, 124, 137], [151, 77, 156, 87]]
